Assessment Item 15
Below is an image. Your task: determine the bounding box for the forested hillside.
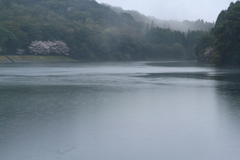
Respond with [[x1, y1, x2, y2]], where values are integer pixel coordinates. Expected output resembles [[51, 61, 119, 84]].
[[0, 0, 210, 61], [195, 1, 240, 65], [107, 4, 214, 32]]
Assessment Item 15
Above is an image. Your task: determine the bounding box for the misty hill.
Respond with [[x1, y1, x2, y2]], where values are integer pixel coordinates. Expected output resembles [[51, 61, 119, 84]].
[[195, 1, 240, 65], [104, 4, 214, 32], [0, 0, 210, 60]]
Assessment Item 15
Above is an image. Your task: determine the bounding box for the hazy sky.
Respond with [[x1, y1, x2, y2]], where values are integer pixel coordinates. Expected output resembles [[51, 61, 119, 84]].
[[96, 0, 237, 22]]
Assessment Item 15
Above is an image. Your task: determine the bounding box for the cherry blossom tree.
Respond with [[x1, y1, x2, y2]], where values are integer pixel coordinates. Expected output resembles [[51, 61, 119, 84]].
[[29, 41, 69, 55], [49, 41, 69, 55], [204, 47, 214, 62], [29, 41, 50, 55]]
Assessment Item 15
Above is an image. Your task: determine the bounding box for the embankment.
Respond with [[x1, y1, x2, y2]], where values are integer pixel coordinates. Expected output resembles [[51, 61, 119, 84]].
[[0, 55, 78, 63]]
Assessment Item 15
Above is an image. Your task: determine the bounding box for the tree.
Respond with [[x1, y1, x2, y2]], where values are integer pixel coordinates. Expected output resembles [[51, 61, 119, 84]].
[[2, 0, 12, 8], [49, 41, 69, 55], [0, 26, 19, 54], [194, 34, 215, 62], [0, 21, 29, 48], [195, 1, 240, 65], [215, 11, 227, 27], [29, 41, 69, 55], [214, 1, 240, 65], [171, 43, 186, 58], [29, 41, 50, 55]]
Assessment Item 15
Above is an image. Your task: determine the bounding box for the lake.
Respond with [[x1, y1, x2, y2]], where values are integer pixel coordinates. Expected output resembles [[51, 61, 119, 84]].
[[0, 61, 240, 160]]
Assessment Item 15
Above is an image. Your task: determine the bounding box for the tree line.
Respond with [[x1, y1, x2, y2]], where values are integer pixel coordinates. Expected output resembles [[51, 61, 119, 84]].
[[195, 1, 240, 65], [0, 0, 210, 61], [108, 4, 214, 32]]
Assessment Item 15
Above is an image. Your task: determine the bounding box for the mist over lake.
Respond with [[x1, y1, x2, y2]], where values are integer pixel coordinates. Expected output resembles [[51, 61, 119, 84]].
[[1, 61, 240, 160]]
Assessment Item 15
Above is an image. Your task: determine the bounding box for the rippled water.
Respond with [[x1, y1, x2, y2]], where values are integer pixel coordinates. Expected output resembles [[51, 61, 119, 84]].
[[0, 61, 240, 160]]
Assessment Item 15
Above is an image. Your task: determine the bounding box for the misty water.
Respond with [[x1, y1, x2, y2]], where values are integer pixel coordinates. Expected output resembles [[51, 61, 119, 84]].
[[1, 61, 240, 160]]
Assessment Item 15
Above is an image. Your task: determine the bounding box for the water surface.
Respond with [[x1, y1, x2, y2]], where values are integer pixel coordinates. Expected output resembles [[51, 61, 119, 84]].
[[0, 61, 240, 160]]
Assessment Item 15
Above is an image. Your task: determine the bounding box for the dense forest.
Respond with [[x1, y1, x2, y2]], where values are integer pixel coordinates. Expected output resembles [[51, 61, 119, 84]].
[[0, 0, 211, 61], [195, 1, 240, 65]]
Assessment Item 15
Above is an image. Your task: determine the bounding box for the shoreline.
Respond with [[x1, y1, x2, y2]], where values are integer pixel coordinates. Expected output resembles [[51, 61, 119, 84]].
[[0, 55, 78, 63], [0, 55, 197, 64]]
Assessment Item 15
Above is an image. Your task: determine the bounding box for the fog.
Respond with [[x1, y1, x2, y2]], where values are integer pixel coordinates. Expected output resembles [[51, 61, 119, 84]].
[[96, 0, 237, 22]]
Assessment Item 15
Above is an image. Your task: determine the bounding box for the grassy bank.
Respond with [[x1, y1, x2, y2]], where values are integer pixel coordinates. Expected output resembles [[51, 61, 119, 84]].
[[0, 56, 11, 62], [0, 55, 78, 63]]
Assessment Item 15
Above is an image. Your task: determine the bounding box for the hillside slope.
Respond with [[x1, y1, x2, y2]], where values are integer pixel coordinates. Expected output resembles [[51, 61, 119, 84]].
[[195, 1, 240, 65], [0, 0, 210, 60]]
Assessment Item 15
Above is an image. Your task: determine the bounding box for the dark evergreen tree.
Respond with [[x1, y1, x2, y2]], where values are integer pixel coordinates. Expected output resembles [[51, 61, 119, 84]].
[[195, 1, 240, 65]]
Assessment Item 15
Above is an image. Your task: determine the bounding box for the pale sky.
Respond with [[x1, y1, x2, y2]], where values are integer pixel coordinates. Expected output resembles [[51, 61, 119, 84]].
[[96, 0, 237, 22]]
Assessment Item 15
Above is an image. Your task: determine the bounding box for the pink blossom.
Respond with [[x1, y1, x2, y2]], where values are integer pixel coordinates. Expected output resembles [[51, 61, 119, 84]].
[[29, 41, 69, 55]]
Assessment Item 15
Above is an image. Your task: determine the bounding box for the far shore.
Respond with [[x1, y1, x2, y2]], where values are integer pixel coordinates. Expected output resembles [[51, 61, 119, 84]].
[[0, 55, 78, 63]]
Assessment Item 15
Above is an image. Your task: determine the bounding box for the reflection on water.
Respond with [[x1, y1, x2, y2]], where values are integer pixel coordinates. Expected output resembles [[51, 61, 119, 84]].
[[0, 61, 240, 160]]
